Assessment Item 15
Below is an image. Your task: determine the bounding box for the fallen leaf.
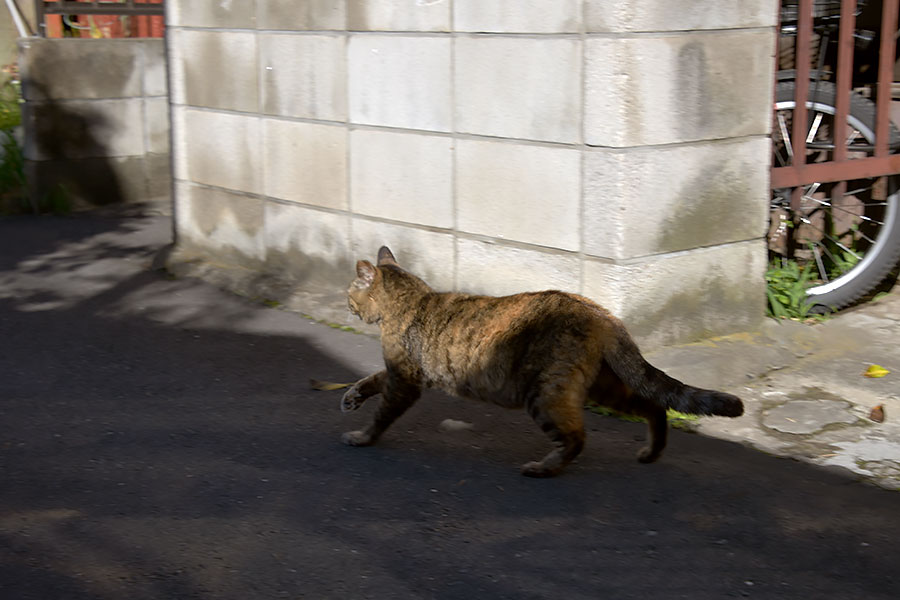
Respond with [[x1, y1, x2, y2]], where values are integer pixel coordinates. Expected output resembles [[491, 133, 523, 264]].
[[869, 404, 885, 423], [863, 365, 890, 378], [309, 379, 354, 391]]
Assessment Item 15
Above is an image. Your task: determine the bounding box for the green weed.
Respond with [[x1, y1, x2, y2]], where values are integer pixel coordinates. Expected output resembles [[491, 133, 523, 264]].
[[588, 406, 701, 430], [41, 183, 72, 215], [765, 258, 826, 321], [327, 322, 362, 334], [589, 405, 644, 423], [0, 77, 26, 213], [827, 248, 860, 281], [666, 410, 701, 431], [0, 76, 20, 130], [0, 129, 25, 209]]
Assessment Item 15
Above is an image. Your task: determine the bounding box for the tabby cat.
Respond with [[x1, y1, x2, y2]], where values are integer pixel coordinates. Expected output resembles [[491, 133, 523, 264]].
[[341, 246, 743, 477]]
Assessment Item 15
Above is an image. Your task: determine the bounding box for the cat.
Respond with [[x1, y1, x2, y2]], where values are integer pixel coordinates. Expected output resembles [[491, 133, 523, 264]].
[[340, 246, 743, 477]]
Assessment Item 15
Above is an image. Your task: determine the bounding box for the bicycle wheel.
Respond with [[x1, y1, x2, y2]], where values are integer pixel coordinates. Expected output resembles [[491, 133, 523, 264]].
[[771, 80, 900, 310]]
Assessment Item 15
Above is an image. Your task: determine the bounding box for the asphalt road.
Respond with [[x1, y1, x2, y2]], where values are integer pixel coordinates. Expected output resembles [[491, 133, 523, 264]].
[[1, 212, 899, 599]]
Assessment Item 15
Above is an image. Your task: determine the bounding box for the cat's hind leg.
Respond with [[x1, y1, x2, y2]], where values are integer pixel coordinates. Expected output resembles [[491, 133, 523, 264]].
[[342, 376, 420, 447], [521, 386, 586, 478], [636, 405, 668, 463]]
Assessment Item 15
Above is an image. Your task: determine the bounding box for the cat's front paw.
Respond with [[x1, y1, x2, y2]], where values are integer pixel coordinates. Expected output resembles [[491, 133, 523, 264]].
[[341, 430, 374, 446], [340, 387, 365, 413]]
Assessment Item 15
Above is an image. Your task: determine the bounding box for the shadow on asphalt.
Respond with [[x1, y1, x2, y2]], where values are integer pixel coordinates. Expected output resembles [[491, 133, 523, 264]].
[[1, 213, 898, 599]]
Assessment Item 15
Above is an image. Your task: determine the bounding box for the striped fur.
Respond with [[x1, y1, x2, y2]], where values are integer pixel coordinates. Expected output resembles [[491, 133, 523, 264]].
[[341, 246, 743, 477]]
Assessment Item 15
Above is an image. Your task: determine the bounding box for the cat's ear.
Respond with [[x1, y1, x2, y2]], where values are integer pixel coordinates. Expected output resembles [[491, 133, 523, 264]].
[[356, 260, 377, 287], [377, 246, 398, 267]]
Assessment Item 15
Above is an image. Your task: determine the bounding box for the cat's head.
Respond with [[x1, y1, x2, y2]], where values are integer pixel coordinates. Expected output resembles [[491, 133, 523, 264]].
[[348, 246, 432, 324], [347, 246, 402, 324]]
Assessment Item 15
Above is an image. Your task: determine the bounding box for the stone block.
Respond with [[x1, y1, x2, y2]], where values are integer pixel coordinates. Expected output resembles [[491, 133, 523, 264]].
[[24, 99, 144, 160], [142, 40, 168, 97], [168, 29, 258, 113], [456, 238, 580, 296], [456, 140, 580, 251], [585, 0, 778, 33], [582, 137, 770, 260], [582, 240, 767, 349], [257, 0, 346, 30], [585, 30, 774, 147], [348, 35, 451, 132], [168, 0, 255, 28], [144, 97, 170, 155], [171, 107, 187, 182], [111, 156, 156, 206], [455, 37, 581, 143], [260, 34, 346, 121], [173, 108, 261, 195], [351, 219, 455, 291], [454, 0, 581, 33], [26, 156, 148, 208], [350, 129, 452, 228], [144, 152, 173, 209], [174, 182, 266, 265], [20, 39, 142, 100], [347, 0, 450, 32], [262, 119, 347, 210], [265, 201, 353, 286]]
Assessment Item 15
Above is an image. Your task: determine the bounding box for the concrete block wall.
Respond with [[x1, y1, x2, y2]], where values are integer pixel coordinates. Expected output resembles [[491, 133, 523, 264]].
[[18, 38, 170, 212], [168, 0, 778, 348]]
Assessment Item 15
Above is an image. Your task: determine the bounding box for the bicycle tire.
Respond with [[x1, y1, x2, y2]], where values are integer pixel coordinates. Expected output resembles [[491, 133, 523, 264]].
[[773, 80, 900, 310]]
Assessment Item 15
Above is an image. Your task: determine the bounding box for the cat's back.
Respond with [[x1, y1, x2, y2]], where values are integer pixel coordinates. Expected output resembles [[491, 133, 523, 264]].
[[404, 289, 615, 397], [419, 288, 608, 339]]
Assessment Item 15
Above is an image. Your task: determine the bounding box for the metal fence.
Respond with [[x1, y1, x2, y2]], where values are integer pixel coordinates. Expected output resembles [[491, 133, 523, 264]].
[[34, 1, 165, 38], [768, 0, 900, 308], [772, 0, 899, 188]]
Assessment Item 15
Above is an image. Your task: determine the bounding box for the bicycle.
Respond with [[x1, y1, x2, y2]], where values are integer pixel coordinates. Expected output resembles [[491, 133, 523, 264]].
[[771, 0, 900, 310]]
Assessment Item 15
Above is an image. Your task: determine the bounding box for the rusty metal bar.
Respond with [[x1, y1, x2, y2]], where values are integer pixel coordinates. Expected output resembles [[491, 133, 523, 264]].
[[35, 0, 45, 36], [775, 0, 900, 192], [833, 0, 857, 164], [790, 0, 815, 212], [875, 0, 899, 157], [772, 154, 900, 187], [831, 0, 858, 206], [792, 0, 814, 169]]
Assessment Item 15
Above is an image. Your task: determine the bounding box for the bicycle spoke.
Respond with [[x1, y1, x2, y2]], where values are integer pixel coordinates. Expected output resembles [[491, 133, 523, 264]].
[[806, 236, 852, 277], [807, 112, 824, 144], [774, 145, 790, 168], [855, 229, 878, 246], [777, 112, 793, 161], [812, 245, 830, 282], [800, 195, 886, 227], [797, 217, 863, 260], [843, 186, 881, 199]]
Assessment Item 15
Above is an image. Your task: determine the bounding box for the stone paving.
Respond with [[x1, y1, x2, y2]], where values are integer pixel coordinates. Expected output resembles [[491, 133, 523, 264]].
[[648, 292, 900, 490]]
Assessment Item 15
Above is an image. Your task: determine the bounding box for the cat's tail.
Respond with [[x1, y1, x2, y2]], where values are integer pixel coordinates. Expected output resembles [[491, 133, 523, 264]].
[[605, 331, 744, 417]]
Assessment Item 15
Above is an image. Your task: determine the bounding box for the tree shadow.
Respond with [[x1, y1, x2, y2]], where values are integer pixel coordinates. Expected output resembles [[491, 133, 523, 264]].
[[20, 77, 125, 212]]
